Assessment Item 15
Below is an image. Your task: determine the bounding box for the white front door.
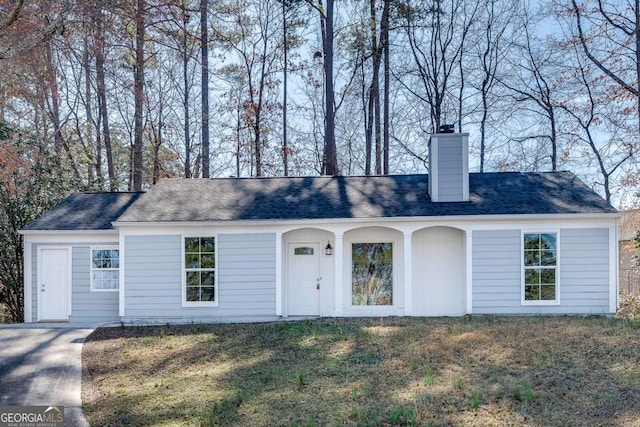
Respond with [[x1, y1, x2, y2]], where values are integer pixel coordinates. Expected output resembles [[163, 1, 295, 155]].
[[40, 248, 70, 321], [287, 243, 321, 316]]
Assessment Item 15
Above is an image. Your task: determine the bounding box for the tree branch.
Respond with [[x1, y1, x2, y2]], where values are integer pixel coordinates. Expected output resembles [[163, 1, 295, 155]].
[[571, 0, 639, 96], [0, 0, 25, 31]]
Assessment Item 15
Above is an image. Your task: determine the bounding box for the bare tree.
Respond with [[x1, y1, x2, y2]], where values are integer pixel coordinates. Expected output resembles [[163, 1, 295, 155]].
[[92, 2, 118, 189], [282, 0, 289, 176], [177, 1, 194, 178], [0, 0, 26, 31], [323, 0, 337, 175], [302, 0, 341, 175], [570, 0, 640, 134], [214, 0, 287, 177], [42, 39, 82, 180], [0, 0, 73, 60], [132, 0, 146, 190], [201, 0, 210, 178], [80, 15, 97, 186], [362, 0, 389, 175], [382, 0, 390, 175], [500, 11, 560, 172], [474, 0, 515, 172], [396, 0, 477, 132], [558, 36, 635, 202]]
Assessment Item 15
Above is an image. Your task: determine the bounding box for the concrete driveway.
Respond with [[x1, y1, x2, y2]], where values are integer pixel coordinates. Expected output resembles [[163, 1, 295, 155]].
[[0, 325, 97, 427]]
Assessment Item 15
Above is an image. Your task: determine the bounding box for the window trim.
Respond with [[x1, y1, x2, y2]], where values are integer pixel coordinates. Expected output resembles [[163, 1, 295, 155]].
[[521, 230, 560, 306], [182, 235, 218, 308], [294, 247, 315, 255], [350, 241, 395, 307], [90, 246, 120, 292]]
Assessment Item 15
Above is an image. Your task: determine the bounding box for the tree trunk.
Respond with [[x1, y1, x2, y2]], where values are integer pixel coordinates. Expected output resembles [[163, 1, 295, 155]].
[[182, 6, 191, 178], [374, 84, 381, 175], [382, 0, 390, 175], [236, 101, 241, 177], [255, 46, 270, 177], [636, 0, 640, 134], [44, 41, 81, 181], [323, 0, 337, 175], [133, 0, 145, 191], [94, 5, 116, 190], [479, 68, 489, 173], [82, 26, 95, 186], [365, 82, 373, 176], [549, 109, 557, 171], [201, 0, 210, 178], [370, 0, 381, 175], [282, 0, 289, 176], [366, 0, 389, 175], [152, 101, 163, 184], [480, 96, 487, 173]]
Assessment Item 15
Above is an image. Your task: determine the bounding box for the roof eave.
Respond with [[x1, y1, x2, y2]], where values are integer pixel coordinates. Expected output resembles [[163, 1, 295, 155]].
[[112, 211, 620, 228], [19, 228, 119, 235]]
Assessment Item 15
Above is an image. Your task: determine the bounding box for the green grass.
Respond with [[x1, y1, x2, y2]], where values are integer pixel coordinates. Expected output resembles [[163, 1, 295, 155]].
[[467, 389, 483, 410], [512, 382, 534, 404], [82, 316, 640, 426], [422, 362, 434, 386]]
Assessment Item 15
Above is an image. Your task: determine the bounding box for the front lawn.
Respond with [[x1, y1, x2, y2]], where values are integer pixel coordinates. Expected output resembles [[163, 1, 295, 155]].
[[82, 317, 640, 426]]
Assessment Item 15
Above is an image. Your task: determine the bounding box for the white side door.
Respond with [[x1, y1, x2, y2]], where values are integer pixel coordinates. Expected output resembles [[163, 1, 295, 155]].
[[40, 248, 70, 321], [287, 243, 321, 316]]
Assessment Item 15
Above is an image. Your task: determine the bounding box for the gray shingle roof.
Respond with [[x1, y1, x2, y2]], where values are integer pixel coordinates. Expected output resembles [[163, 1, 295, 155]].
[[23, 192, 143, 231], [22, 172, 616, 231], [114, 171, 616, 223]]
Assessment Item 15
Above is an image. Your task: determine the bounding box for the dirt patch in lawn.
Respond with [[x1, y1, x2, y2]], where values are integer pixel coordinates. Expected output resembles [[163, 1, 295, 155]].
[[82, 317, 640, 426]]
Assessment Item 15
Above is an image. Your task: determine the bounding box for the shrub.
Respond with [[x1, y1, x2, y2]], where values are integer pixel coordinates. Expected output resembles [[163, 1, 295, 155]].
[[617, 294, 640, 320]]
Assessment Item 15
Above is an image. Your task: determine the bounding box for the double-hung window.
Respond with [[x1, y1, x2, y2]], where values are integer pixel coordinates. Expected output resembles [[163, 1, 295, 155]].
[[91, 247, 119, 291], [523, 232, 558, 303], [184, 237, 217, 306]]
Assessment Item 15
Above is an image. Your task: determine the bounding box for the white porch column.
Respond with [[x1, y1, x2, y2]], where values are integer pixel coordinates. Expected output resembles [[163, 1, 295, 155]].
[[609, 225, 618, 313], [119, 234, 126, 318], [403, 232, 413, 316], [23, 238, 32, 323], [465, 230, 473, 314], [334, 233, 344, 316], [275, 232, 283, 316]]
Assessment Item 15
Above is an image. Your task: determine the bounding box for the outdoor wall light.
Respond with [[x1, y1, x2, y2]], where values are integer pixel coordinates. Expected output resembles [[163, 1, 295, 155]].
[[325, 242, 333, 255]]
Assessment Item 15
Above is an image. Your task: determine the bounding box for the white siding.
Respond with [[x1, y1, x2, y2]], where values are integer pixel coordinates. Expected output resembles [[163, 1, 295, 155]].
[[124, 233, 276, 319], [472, 230, 522, 313], [429, 134, 468, 202], [472, 228, 611, 314], [437, 143, 464, 201], [560, 228, 610, 310], [71, 247, 119, 322]]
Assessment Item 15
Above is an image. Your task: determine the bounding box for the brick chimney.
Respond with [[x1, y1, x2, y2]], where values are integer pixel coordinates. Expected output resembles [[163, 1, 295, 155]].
[[428, 129, 469, 202]]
